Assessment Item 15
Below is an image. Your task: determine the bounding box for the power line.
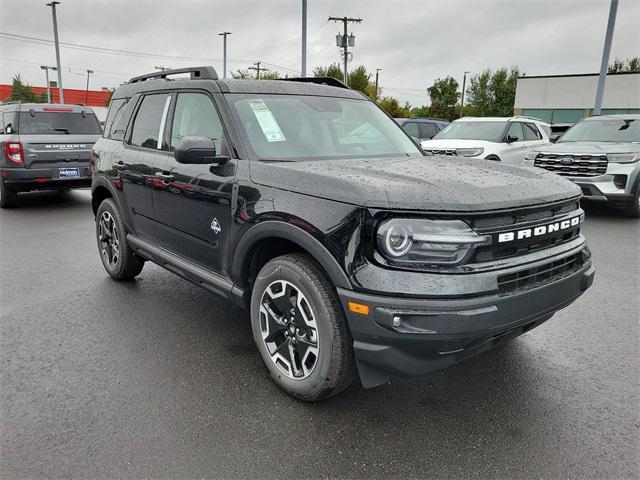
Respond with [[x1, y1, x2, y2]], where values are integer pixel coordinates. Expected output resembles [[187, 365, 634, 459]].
[[248, 62, 268, 79]]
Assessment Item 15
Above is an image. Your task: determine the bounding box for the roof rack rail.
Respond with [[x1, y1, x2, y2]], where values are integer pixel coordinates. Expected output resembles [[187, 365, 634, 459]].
[[127, 66, 218, 84], [279, 77, 350, 90]]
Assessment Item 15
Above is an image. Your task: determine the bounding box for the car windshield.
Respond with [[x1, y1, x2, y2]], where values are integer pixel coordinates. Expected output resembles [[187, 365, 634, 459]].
[[558, 118, 639, 143], [433, 121, 507, 142], [228, 94, 420, 160], [17, 111, 102, 135]]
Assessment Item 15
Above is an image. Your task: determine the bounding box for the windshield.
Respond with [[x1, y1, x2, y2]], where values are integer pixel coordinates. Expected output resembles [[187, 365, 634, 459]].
[[433, 121, 507, 142], [229, 94, 420, 160], [17, 111, 102, 135], [559, 118, 639, 143]]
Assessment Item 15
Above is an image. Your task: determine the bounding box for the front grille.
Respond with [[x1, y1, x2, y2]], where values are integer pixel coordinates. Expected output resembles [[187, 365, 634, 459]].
[[472, 200, 578, 230], [497, 253, 584, 296], [427, 149, 456, 156], [534, 153, 608, 177]]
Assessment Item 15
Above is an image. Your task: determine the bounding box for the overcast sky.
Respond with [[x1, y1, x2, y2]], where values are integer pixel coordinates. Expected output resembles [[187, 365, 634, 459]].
[[0, 0, 638, 106]]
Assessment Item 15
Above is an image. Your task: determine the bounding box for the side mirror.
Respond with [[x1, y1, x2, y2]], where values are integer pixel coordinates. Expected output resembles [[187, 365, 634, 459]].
[[505, 135, 518, 143], [175, 136, 226, 165], [550, 133, 562, 143]]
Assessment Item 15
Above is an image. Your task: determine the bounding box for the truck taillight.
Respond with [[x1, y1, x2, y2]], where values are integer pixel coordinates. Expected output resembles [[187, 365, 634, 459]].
[[5, 142, 24, 165]]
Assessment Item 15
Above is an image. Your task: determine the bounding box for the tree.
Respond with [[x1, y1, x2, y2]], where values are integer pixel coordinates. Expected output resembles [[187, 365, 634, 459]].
[[313, 63, 344, 82], [427, 76, 459, 121], [347, 65, 371, 96], [313, 63, 374, 97], [464, 66, 520, 117], [608, 58, 626, 73], [378, 96, 410, 118], [231, 69, 282, 80], [9, 74, 47, 103], [608, 57, 640, 73]]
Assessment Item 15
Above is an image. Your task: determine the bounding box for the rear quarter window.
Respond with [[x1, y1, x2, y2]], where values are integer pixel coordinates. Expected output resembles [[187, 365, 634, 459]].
[[103, 98, 127, 138], [2, 112, 18, 134]]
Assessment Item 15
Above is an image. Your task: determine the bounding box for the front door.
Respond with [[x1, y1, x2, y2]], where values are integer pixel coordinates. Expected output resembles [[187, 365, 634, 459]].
[[152, 91, 234, 275], [502, 122, 529, 165]]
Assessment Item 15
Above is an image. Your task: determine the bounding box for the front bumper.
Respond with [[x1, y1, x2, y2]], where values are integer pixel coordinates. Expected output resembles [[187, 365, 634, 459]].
[[338, 257, 594, 388], [556, 163, 638, 205], [1, 166, 91, 192]]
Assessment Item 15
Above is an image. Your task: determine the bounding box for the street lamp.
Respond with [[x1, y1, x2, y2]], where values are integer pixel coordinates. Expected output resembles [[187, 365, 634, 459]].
[[85, 69, 94, 105], [40, 65, 57, 103], [460, 71, 470, 117], [46, 1, 64, 104], [375, 68, 381, 101], [218, 32, 231, 79]]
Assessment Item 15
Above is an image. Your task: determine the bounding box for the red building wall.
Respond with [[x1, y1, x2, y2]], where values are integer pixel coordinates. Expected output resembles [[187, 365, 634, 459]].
[[0, 84, 111, 107]]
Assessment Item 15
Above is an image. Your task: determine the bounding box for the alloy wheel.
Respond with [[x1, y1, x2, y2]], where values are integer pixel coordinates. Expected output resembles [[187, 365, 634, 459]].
[[98, 211, 120, 267], [259, 280, 319, 380]]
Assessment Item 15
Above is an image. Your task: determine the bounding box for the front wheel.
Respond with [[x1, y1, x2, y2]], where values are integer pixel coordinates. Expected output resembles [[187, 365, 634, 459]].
[[623, 187, 640, 218], [95, 198, 144, 280], [250, 254, 356, 401], [485, 155, 501, 161]]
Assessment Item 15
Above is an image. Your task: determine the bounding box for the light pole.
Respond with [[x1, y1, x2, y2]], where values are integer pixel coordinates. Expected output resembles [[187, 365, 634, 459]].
[[40, 65, 56, 103], [46, 1, 64, 104], [85, 69, 93, 105], [218, 32, 231, 79], [460, 71, 470, 117], [301, 0, 307, 77], [594, 0, 618, 115], [374, 68, 381, 101]]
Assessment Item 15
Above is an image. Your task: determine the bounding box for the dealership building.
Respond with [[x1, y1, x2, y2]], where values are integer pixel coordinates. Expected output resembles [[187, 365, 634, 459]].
[[513, 71, 640, 128]]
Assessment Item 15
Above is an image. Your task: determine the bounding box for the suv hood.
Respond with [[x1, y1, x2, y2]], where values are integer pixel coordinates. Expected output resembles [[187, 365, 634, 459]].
[[250, 155, 580, 212], [421, 139, 497, 149], [537, 141, 640, 155]]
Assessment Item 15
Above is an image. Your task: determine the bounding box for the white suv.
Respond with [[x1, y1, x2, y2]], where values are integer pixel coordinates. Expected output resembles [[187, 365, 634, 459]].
[[421, 116, 551, 165]]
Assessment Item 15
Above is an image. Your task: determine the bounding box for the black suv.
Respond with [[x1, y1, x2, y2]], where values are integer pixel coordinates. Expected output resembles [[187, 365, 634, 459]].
[[91, 67, 594, 401], [0, 103, 102, 208]]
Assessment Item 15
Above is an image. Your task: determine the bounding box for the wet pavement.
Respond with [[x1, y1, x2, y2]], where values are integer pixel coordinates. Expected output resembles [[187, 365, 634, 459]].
[[1, 190, 638, 479]]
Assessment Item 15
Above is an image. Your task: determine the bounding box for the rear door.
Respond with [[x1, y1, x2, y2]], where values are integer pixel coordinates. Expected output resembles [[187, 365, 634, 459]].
[[152, 91, 235, 274], [502, 122, 528, 165], [118, 92, 173, 239], [18, 107, 101, 178]]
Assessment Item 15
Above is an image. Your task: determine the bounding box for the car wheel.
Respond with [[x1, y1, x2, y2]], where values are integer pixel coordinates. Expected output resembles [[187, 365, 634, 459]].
[[0, 180, 18, 208], [250, 253, 356, 401], [623, 187, 640, 218], [485, 155, 501, 161], [95, 198, 144, 280]]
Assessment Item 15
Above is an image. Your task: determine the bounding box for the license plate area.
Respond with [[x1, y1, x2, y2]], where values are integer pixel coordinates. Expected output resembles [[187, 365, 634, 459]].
[[59, 167, 80, 178]]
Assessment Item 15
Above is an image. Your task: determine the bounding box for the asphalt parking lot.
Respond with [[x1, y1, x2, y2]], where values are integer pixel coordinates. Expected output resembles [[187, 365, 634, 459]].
[[1, 189, 638, 479]]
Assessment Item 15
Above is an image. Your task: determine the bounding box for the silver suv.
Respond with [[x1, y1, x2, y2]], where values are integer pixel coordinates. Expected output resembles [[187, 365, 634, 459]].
[[525, 114, 640, 217]]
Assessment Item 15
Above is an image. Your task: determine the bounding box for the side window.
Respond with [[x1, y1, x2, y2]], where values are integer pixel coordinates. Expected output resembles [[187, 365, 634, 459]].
[[523, 122, 542, 141], [506, 122, 524, 142], [110, 99, 137, 141], [103, 98, 126, 138], [0, 112, 4, 134], [170, 93, 224, 153], [418, 122, 437, 139], [402, 122, 420, 138], [129, 93, 172, 150]]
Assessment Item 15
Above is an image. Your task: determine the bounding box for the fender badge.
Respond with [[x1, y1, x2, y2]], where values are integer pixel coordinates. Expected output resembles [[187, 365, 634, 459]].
[[210, 218, 222, 234]]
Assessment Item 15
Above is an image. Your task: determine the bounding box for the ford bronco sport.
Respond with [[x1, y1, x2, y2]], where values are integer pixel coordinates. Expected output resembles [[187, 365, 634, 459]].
[[90, 67, 594, 401], [0, 103, 102, 208]]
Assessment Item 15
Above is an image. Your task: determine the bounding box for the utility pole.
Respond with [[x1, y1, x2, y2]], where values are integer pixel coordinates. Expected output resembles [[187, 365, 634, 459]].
[[594, 0, 618, 115], [47, 1, 64, 104], [329, 16, 362, 87], [248, 62, 267, 79], [85, 69, 93, 105], [218, 32, 231, 79], [374, 68, 381, 101], [301, 0, 307, 77], [40, 65, 56, 103], [460, 71, 470, 117]]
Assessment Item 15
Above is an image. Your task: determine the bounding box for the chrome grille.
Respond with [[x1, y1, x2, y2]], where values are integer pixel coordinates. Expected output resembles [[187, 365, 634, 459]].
[[534, 153, 608, 177], [427, 149, 456, 156]]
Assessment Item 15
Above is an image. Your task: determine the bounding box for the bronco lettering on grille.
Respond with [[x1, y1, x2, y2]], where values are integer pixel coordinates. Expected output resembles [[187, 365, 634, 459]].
[[497, 215, 583, 243]]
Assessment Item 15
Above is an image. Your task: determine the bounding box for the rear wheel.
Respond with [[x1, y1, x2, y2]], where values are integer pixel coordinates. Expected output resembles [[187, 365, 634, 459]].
[[0, 180, 18, 208], [485, 155, 501, 161], [250, 253, 355, 401], [95, 198, 144, 280]]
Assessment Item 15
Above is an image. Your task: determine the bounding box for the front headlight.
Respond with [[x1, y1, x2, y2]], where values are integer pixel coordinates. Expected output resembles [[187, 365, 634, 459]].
[[524, 151, 539, 161], [455, 148, 484, 157], [376, 219, 491, 266], [608, 153, 640, 164]]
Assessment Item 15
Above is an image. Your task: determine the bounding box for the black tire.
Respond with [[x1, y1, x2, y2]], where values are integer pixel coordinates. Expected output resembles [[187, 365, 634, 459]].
[[485, 155, 501, 161], [250, 253, 356, 401], [95, 198, 144, 280], [623, 188, 640, 218], [0, 180, 18, 208]]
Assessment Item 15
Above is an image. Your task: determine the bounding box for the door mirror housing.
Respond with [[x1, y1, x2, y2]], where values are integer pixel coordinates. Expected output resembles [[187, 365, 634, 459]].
[[505, 135, 519, 143], [175, 136, 226, 164], [549, 133, 562, 143]]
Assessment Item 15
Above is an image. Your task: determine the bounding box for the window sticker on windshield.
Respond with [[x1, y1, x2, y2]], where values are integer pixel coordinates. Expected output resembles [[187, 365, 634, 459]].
[[247, 99, 286, 142]]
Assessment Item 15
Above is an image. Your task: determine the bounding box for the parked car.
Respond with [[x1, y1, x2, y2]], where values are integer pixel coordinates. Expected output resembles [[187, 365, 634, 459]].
[[0, 103, 102, 208], [91, 66, 593, 401], [395, 117, 449, 142], [421, 116, 551, 165], [525, 114, 640, 217]]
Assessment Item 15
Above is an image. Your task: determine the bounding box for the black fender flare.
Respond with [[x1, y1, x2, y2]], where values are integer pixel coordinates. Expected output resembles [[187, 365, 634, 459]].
[[231, 220, 352, 290], [90, 176, 134, 233]]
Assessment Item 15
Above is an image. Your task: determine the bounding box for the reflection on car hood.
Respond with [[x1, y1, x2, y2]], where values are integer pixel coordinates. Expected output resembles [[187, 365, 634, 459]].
[[250, 155, 580, 212], [538, 141, 640, 154], [421, 139, 498, 149]]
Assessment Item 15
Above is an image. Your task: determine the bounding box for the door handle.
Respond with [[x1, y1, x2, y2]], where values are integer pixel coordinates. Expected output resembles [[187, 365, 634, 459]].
[[155, 171, 175, 182]]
